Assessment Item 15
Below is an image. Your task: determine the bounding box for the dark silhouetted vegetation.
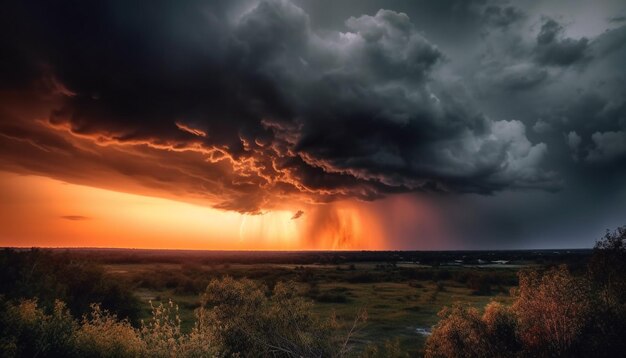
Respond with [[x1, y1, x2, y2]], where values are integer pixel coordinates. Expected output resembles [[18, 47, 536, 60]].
[[0, 249, 140, 321]]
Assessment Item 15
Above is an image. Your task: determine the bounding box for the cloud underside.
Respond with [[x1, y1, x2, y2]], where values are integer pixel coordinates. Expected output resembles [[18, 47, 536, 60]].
[[1, 0, 624, 214]]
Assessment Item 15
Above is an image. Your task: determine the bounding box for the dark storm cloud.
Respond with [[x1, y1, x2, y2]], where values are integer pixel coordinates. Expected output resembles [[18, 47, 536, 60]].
[[534, 18, 590, 66], [1, 0, 625, 248], [482, 5, 525, 29], [0, 0, 558, 214], [468, 14, 596, 96], [457, 6, 626, 247], [531, 24, 626, 167]]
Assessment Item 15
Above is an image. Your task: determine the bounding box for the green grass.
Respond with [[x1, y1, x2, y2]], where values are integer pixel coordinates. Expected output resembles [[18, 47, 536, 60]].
[[104, 263, 518, 355]]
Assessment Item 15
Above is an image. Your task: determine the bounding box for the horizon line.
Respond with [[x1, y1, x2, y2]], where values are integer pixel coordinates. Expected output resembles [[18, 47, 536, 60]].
[[1, 246, 594, 252]]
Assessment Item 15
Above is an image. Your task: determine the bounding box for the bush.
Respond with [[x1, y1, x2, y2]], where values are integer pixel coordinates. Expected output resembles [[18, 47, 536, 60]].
[[0, 299, 77, 358], [425, 304, 493, 358], [426, 265, 625, 357], [196, 277, 340, 357], [362, 338, 407, 358], [75, 304, 145, 358], [426, 227, 626, 358], [1, 276, 365, 358], [513, 266, 592, 356], [0, 249, 141, 322], [588, 226, 626, 305], [140, 300, 217, 358]]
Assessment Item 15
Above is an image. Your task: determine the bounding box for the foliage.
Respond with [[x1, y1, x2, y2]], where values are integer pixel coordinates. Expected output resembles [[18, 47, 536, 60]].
[[588, 226, 626, 304], [0, 249, 141, 321], [362, 338, 408, 358], [0, 299, 77, 358], [513, 266, 591, 356], [426, 226, 626, 358], [425, 303, 494, 358], [140, 300, 218, 358], [1, 237, 623, 357], [0, 277, 363, 358], [75, 304, 145, 358], [196, 276, 344, 357]]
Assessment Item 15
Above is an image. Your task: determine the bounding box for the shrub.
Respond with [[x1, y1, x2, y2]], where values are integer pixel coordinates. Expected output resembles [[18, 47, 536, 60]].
[[513, 266, 592, 356], [362, 338, 407, 358], [481, 302, 519, 354], [0, 249, 141, 322], [426, 265, 624, 358], [196, 277, 339, 357], [0, 276, 363, 357], [1, 299, 77, 358], [588, 226, 626, 305], [425, 304, 492, 358], [426, 227, 626, 358], [75, 304, 145, 358], [140, 299, 218, 358]]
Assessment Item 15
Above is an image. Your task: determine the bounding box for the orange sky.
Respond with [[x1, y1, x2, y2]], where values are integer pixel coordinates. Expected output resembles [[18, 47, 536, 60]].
[[0, 74, 447, 251], [0, 171, 388, 250]]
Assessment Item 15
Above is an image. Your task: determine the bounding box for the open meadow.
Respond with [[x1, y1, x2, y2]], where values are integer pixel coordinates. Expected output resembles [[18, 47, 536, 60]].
[[6, 246, 623, 357], [105, 261, 522, 354], [8, 248, 590, 356]]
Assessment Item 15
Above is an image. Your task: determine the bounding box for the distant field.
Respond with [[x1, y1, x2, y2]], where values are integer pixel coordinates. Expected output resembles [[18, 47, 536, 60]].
[[2, 248, 594, 355], [103, 261, 524, 355]]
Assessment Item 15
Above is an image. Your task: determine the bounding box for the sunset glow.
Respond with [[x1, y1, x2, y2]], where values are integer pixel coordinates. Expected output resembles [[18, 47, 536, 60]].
[[1, 0, 625, 250], [0, 172, 385, 250], [1, 2, 625, 357]]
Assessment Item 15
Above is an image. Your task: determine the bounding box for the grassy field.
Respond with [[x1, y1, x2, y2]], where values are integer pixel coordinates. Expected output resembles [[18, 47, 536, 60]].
[[103, 262, 520, 355]]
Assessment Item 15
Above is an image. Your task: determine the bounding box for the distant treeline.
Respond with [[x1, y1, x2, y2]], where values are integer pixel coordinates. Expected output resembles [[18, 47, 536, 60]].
[[3, 248, 592, 266]]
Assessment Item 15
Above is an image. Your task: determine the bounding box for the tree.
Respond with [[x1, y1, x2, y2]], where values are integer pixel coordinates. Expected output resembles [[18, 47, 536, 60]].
[[584, 226, 626, 356], [513, 266, 591, 357], [0, 249, 141, 322], [588, 226, 626, 305], [426, 266, 596, 357], [426, 225, 626, 358]]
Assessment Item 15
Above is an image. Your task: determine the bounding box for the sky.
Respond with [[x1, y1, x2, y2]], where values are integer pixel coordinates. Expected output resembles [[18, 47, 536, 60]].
[[1, 0, 625, 250]]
